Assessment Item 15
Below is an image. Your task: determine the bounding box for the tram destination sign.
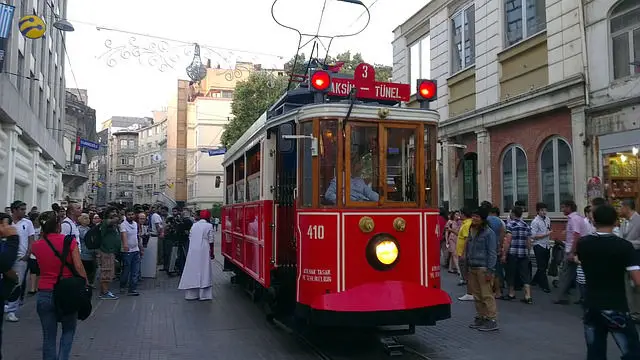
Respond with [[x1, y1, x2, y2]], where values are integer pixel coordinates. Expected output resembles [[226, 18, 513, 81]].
[[327, 63, 411, 103]]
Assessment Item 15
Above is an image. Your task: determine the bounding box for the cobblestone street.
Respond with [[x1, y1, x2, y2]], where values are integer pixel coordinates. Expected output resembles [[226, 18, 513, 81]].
[[1, 237, 622, 359]]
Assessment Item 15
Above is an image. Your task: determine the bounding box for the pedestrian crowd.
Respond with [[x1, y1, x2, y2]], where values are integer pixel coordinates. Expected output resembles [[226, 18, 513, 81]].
[[441, 198, 640, 358], [0, 200, 220, 360]]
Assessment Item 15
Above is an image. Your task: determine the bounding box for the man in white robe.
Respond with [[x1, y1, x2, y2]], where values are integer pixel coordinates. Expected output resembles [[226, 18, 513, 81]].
[[178, 210, 214, 300]]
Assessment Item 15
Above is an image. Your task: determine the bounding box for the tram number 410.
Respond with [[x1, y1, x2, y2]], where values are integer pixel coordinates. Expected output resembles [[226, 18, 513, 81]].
[[307, 225, 325, 240]]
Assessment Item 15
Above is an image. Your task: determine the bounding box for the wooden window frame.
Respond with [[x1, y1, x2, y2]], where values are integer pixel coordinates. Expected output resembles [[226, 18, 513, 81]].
[[246, 144, 261, 202], [298, 120, 317, 208], [317, 118, 343, 209], [345, 121, 426, 208]]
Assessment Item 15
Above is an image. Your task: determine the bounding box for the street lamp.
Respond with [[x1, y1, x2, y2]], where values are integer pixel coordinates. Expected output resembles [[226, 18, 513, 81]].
[[53, 19, 74, 32]]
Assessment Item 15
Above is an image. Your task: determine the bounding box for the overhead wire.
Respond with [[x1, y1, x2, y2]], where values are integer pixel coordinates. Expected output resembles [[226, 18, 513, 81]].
[[347, 0, 380, 29]]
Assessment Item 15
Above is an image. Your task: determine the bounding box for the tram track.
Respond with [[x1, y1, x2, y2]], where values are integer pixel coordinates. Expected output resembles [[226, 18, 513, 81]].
[[214, 255, 434, 359]]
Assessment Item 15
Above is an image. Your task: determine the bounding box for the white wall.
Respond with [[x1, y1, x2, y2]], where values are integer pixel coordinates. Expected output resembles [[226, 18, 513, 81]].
[[187, 98, 231, 206]]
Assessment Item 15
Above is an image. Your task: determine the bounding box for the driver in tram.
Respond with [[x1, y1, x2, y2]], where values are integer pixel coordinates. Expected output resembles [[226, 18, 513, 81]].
[[323, 157, 380, 204]]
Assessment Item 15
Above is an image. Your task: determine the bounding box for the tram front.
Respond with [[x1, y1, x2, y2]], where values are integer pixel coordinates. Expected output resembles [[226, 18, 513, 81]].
[[294, 67, 451, 329]]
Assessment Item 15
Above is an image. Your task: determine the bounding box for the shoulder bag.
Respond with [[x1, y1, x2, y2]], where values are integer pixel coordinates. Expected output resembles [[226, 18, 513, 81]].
[[43, 234, 93, 321]]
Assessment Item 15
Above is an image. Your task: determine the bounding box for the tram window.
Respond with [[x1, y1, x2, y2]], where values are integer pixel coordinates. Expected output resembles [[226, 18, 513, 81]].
[[300, 122, 313, 207], [386, 128, 417, 203], [424, 126, 437, 207], [225, 165, 234, 204], [246, 145, 261, 202], [319, 121, 338, 206], [346, 125, 380, 203], [279, 123, 294, 153], [234, 158, 245, 203]]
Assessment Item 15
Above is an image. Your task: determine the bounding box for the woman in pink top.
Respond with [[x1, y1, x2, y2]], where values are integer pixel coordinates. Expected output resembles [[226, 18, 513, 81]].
[[31, 211, 87, 360], [446, 211, 462, 274]]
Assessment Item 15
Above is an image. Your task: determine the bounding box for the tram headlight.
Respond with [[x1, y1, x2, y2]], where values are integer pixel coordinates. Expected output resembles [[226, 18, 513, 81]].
[[365, 234, 400, 271], [375, 240, 398, 265]]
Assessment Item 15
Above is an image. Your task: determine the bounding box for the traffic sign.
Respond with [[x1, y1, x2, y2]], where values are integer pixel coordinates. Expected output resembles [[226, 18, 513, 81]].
[[79, 138, 100, 150], [208, 148, 226, 156]]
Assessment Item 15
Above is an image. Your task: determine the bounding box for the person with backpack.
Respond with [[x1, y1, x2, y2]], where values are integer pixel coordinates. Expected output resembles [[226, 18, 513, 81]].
[[31, 211, 87, 360], [96, 207, 122, 299], [77, 213, 96, 288]]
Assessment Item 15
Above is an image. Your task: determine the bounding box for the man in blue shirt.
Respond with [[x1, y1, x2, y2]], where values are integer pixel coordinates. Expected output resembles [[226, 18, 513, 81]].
[[481, 201, 506, 297], [324, 158, 379, 204]]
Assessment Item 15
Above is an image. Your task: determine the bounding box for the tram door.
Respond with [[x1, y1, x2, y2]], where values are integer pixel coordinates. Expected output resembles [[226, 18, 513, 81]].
[[273, 122, 297, 264], [272, 122, 298, 312]]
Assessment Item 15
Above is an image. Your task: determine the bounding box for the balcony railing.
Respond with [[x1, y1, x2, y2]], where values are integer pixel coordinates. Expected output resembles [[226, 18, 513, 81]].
[[64, 161, 88, 177]]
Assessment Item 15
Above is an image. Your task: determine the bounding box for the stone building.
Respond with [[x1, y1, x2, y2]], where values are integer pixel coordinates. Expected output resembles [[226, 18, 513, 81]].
[[392, 0, 588, 219]]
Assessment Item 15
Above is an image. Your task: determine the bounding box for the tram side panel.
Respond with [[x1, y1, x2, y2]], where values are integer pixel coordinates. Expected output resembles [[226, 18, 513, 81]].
[[425, 210, 442, 289], [295, 211, 340, 306], [221, 201, 274, 288]]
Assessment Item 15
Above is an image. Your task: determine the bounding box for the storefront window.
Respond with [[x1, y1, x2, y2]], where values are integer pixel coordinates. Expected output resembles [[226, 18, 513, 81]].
[[386, 128, 417, 203], [319, 121, 338, 206], [603, 148, 640, 208], [502, 145, 528, 212], [540, 138, 573, 212]]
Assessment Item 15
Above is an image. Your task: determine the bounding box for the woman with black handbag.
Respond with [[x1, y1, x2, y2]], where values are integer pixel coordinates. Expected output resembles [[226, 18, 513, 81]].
[[31, 211, 88, 360]]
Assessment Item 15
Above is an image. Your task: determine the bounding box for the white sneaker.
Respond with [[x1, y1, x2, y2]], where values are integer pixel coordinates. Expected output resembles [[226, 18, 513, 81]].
[[458, 294, 474, 301], [5, 312, 19, 322]]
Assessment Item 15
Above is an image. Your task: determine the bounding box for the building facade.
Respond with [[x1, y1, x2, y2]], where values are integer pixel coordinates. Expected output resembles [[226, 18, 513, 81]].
[[107, 131, 138, 206], [583, 0, 640, 209], [0, 0, 69, 208], [134, 111, 168, 205], [62, 89, 96, 203], [87, 128, 108, 206], [392, 0, 589, 218]]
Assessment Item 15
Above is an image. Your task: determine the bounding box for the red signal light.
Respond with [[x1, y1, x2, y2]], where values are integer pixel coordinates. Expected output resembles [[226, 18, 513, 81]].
[[310, 70, 331, 92], [416, 79, 437, 101]]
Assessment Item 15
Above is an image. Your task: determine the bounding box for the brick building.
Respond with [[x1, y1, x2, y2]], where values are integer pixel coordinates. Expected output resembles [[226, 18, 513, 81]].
[[392, 0, 589, 221]]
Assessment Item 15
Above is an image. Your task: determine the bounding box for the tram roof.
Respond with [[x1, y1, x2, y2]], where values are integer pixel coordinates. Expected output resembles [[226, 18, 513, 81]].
[[223, 93, 439, 166]]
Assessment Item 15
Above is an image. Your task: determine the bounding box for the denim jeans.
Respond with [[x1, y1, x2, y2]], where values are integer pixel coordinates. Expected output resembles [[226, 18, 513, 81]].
[[120, 251, 141, 292], [584, 309, 640, 360], [36, 291, 77, 360]]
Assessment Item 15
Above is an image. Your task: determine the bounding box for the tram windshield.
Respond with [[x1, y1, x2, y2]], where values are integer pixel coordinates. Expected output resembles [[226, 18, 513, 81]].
[[300, 118, 437, 208]]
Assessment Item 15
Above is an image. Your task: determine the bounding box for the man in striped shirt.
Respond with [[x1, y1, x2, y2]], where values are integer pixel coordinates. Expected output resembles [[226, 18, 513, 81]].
[[501, 206, 533, 303]]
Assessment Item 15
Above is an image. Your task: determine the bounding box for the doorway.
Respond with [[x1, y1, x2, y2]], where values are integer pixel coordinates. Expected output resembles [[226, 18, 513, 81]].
[[462, 153, 478, 209]]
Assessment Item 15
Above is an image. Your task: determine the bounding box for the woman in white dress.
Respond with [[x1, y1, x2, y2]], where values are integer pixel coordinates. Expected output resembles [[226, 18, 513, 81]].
[[178, 210, 214, 300]]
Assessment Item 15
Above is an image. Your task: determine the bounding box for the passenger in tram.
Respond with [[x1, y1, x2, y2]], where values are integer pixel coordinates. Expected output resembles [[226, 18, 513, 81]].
[[323, 157, 380, 204]]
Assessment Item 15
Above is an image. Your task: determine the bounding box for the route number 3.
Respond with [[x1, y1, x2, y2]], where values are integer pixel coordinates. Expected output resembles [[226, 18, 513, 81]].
[[307, 225, 325, 240], [361, 65, 369, 79]]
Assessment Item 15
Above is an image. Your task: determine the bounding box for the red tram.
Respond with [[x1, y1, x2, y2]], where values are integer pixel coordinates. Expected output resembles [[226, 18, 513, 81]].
[[221, 64, 451, 331]]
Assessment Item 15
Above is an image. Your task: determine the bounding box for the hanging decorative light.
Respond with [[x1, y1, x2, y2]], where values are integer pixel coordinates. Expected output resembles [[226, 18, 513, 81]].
[[186, 43, 207, 82]]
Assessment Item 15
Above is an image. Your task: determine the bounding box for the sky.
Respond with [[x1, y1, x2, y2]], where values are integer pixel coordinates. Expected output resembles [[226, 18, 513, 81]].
[[63, 0, 428, 127]]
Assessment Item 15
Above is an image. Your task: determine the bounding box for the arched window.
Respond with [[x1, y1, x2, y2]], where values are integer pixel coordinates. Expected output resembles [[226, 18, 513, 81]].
[[501, 145, 528, 212], [610, 0, 640, 79], [539, 137, 573, 213]]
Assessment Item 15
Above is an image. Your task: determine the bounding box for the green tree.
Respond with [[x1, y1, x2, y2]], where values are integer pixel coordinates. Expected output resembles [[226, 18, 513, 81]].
[[221, 71, 287, 148], [210, 202, 223, 218]]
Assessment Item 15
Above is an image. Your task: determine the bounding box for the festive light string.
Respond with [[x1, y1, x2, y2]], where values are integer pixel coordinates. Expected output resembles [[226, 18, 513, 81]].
[[59, 17, 289, 60]]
